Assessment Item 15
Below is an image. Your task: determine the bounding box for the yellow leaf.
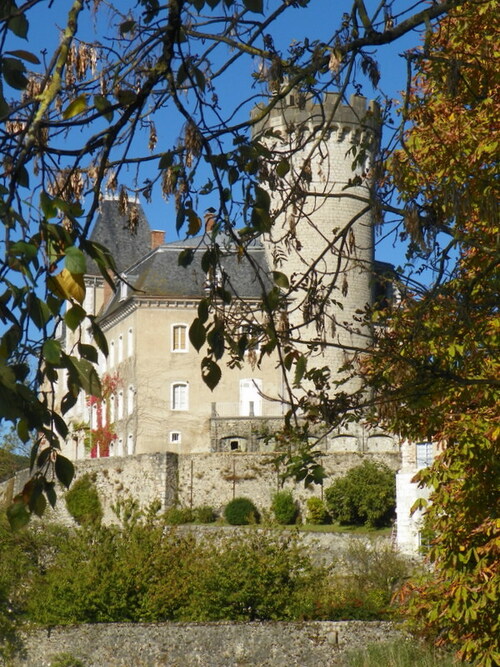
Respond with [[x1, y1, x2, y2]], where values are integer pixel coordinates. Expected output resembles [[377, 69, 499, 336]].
[[48, 269, 86, 304], [62, 95, 88, 120]]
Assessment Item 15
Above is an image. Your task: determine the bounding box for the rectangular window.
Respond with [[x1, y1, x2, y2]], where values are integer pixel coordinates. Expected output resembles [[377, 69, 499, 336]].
[[127, 434, 134, 455], [171, 382, 188, 410], [118, 334, 123, 363], [170, 431, 181, 444], [416, 442, 433, 469], [172, 324, 188, 352], [109, 340, 115, 367]]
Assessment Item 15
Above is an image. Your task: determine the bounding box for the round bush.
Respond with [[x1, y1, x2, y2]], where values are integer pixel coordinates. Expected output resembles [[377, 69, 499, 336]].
[[65, 473, 102, 526], [324, 460, 396, 528], [306, 496, 330, 525], [224, 497, 259, 525], [271, 490, 298, 525]]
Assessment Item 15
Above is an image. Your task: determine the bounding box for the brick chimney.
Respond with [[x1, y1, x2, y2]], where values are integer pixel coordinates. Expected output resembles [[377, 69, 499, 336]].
[[151, 230, 165, 250], [204, 208, 216, 233]]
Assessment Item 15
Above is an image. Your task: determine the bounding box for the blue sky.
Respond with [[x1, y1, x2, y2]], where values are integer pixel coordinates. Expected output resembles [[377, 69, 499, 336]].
[[18, 1, 428, 273]]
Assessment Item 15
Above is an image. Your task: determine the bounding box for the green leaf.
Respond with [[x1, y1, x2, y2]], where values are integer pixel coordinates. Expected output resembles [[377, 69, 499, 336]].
[[2, 56, 28, 89], [66, 355, 102, 398], [89, 318, 109, 357], [294, 355, 307, 387], [64, 245, 86, 274], [120, 19, 136, 35], [197, 298, 209, 323], [243, 0, 263, 12], [5, 49, 40, 64], [61, 390, 78, 415], [207, 322, 225, 360], [158, 152, 174, 169], [276, 159, 290, 177], [201, 357, 222, 390], [78, 343, 98, 363], [7, 498, 30, 530], [15, 164, 29, 188], [187, 208, 201, 236], [62, 95, 87, 121], [55, 454, 74, 489], [40, 191, 57, 219], [44, 481, 57, 509], [16, 418, 29, 443], [53, 412, 69, 439], [64, 304, 86, 332], [115, 88, 137, 106], [0, 93, 10, 117], [178, 248, 194, 267], [189, 318, 206, 351], [93, 94, 114, 122], [7, 13, 28, 39], [43, 339, 62, 365], [27, 294, 52, 329], [273, 271, 289, 289]]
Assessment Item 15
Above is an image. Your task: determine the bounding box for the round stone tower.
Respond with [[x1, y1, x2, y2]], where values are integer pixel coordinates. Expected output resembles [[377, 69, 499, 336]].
[[252, 92, 381, 394]]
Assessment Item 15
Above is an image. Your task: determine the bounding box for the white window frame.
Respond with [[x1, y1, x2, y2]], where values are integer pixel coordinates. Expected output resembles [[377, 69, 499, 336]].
[[171, 323, 189, 352], [416, 442, 434, 469], [127, 385, 134, 415], [118, 334, 123, 363], [127, 433, 134, 455], [109, 340, 115, 367], [127, 327, 133, 357], [171, 382, 189, 411], [109, 394, 115, 423], [117, 390, 124, 420], [169, 431, 181, 444]]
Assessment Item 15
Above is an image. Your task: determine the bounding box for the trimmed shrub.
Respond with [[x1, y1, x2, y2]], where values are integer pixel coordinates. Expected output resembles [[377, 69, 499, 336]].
[[324, 460, 396, 528], [163, 506, 194, 525], [306, 496, 330, 525], [194, 505, 216, 523], [271, 490, 298, 525], [65, 474, 103, 526], [224, 497, 259, 525]]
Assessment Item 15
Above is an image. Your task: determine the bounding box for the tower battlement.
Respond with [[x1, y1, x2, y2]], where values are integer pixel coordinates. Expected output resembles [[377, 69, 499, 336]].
[[252, 92, 380, 141]]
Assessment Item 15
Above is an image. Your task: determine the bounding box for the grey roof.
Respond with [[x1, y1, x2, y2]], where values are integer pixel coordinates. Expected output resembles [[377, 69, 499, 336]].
[[101, 234, 272, 319], [86, 198, 153, 276]]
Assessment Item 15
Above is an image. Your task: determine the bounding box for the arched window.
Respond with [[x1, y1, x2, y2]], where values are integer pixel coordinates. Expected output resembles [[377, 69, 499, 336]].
[[127, 433, 134, 455], [118, 334, 123, 363], [109, 340, 115, 367], [171, 382, 188, 411]]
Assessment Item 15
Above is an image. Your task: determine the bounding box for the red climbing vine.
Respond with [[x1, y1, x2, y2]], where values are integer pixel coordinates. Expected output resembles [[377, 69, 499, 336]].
[[87, 373, 121, 458]]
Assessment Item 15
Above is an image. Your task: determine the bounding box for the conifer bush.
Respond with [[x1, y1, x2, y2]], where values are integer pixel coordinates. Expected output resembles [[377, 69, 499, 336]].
[[271, 490, 298, 525], [224, 497, 259, 525]]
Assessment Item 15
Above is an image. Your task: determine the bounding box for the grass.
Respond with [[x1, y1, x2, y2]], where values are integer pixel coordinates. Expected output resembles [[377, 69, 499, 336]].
[[343, 640, 465, 667], [298, 523, 392, 536]]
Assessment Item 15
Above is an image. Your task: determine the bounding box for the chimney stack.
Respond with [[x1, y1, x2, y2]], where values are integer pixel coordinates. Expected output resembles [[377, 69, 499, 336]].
[[204, 208, 216, 233], [151, 230, 165, 250]]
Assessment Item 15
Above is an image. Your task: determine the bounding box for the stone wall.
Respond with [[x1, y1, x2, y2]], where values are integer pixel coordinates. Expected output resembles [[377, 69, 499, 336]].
[[8, 621, 405, 667], [0, 450, 400, 524]]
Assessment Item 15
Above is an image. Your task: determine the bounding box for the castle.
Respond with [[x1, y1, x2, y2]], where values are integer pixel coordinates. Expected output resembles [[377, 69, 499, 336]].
[[51, 93, 427, 553]]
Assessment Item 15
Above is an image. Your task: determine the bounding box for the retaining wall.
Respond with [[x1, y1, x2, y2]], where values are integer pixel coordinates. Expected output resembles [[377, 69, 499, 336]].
[[8, 621, 405, 666]]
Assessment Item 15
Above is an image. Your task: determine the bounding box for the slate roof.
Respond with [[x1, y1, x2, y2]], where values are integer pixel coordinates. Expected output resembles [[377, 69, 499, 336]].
[[86, 198, 153, 276], [101, 232, 272, 320]]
